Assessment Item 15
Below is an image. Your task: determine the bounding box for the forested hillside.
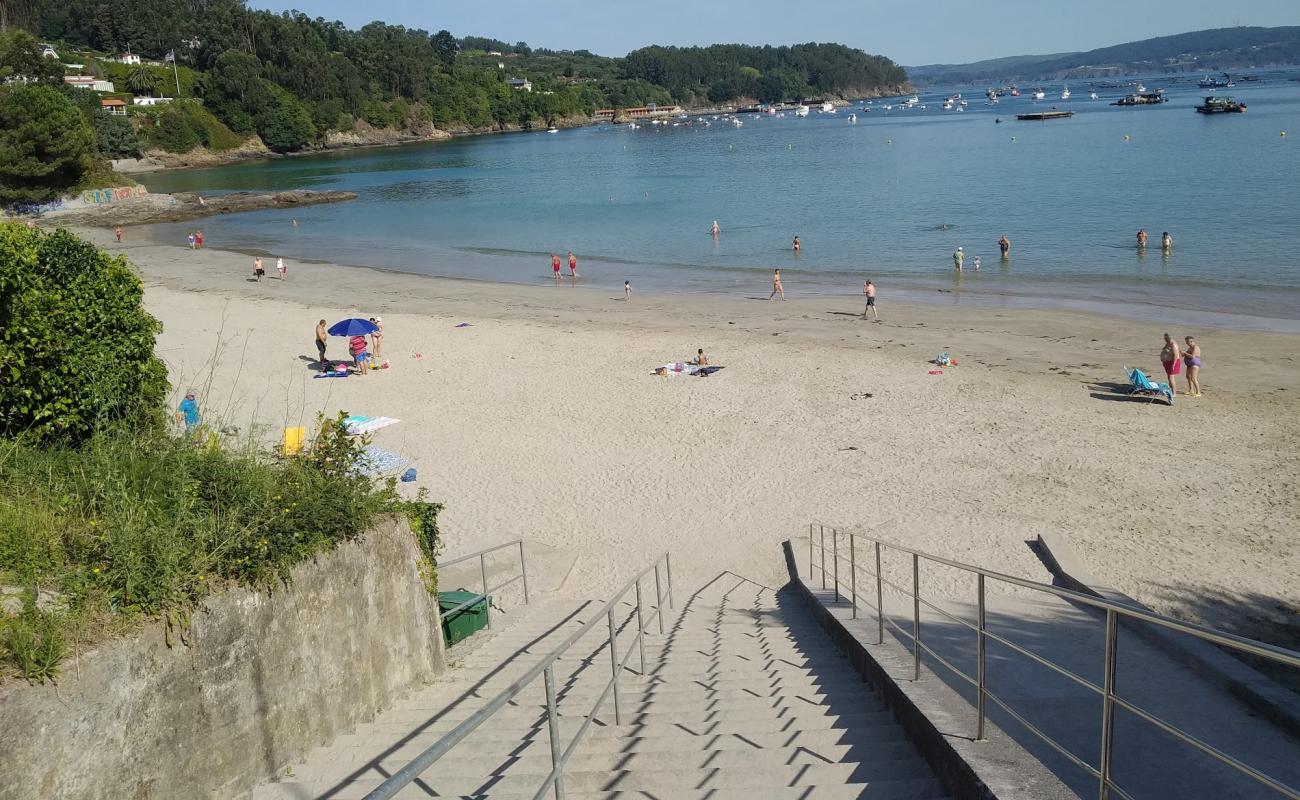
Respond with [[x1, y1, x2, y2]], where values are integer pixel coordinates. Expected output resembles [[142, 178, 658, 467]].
[[909, 25, 1300, 84]]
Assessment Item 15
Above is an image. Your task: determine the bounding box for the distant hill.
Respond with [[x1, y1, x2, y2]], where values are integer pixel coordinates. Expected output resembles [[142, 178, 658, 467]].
[[908, 26, 1300, 85]]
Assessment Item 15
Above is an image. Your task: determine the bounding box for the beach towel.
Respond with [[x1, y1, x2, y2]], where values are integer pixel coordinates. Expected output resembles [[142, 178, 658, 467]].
[[342, 415, 401, 435], [313, 372, 348, 379], [357, 445, 410, 476], [654, 362, 700, 377], [455, 322, 473, 328], [281, 426, 306, 456]]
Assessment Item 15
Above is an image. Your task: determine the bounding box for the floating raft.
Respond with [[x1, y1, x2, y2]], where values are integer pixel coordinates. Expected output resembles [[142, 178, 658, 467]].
[[1016, 110, 1075, 121]]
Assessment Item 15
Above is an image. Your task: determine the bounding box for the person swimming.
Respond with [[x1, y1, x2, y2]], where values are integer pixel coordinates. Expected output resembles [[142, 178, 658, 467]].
[[710, 220, 721, 235], [792, 235, 800, 252]]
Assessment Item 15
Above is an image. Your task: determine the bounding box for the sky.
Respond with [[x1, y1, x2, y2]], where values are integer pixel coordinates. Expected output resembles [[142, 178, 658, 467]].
[[251, 0, 1297, 65]]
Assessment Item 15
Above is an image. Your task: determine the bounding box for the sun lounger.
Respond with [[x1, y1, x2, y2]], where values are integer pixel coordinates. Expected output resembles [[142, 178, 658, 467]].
[[1124, 366, 1173, 405]]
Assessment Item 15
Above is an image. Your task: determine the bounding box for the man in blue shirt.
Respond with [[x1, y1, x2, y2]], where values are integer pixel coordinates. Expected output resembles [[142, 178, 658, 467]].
[[177, 391, 200, 432]]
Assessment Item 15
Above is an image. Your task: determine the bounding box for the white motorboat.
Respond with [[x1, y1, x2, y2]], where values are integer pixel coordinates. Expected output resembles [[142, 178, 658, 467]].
[[1089, 91, 1099, 100], [730, 117, 743, 127], [903, 95, 921, 107], [1135, 83, 1147, 93], [848, 113, 856, 122], [794, 105, 810, 117], [1031, 89, 1046, 100], [820, 101, 836, 113], [1061, 85, 1071, 100]]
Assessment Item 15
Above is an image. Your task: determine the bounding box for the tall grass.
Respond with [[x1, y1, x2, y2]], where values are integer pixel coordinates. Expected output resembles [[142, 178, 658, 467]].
[[0, 413, 440, 684]]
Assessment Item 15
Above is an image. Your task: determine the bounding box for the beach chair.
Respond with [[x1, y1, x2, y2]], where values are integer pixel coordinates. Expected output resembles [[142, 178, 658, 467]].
[[1123, 366, 1173, 405]]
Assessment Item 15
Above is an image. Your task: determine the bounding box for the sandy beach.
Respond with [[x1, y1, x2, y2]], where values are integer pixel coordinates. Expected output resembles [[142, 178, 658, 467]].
[[69, 226, 1300, 647]]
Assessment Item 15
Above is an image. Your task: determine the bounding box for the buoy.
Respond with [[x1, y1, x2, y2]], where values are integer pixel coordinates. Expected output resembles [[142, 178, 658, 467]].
[[1010, 136, 1016, 141], [886, 138, 892, 145], [1123, 134, 1131, 141]]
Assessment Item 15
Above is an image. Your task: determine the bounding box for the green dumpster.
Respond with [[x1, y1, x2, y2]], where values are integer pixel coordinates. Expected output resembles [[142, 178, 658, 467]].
[[439, 589, 490, 646]]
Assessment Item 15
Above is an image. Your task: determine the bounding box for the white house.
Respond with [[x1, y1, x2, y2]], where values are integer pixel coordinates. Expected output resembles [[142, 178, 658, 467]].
[[506, 78, 532, 92], [132, 96, 172, 106], [64, 75, 116, 92], [40, 44, 59, 59], [118, 51, 141, 65]]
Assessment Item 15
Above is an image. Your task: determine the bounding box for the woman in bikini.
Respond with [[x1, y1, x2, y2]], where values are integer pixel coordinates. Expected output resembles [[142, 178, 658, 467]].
[[1160, 333, 1181, 396], [769, 269, 784, 301], [1183, 336, 1202, 397], [369, 317, 384, 363]]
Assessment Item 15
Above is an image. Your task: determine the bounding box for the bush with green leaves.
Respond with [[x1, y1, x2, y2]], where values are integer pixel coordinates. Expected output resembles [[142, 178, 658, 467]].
[[93, 112, 142, 158], [0, 412, 442, 683], [0, 223, 168, 443]]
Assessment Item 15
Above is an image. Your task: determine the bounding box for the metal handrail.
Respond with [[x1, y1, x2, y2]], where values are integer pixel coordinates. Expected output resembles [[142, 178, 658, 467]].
[[437, 540, 530, 625], [806, 524, 1300, 800], [365, 552, 674, 800]]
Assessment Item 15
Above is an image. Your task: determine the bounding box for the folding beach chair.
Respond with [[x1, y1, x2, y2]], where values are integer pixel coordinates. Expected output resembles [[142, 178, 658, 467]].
[[1123, 366, 1173, 405]]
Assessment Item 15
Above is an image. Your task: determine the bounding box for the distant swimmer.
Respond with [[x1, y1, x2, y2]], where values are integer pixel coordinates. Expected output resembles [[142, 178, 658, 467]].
[[770, 269, 785, 301], [551, 253, 562, 281], [998, 234, 1011, 257], [974, 256, 982, 271], [953, 247, 965, 272], [1161, 231, 1173, 251], [792, 235, 801, 252], [292, 219, 298, 228], [862, 280, 878, 320], [1137, 229, 1149, 248], [568, 251, 578, 277], [710, 220, 721, 236]]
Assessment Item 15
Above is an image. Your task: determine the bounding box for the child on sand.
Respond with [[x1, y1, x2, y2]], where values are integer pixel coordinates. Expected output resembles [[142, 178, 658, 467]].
[[349, 334, 370, 375], [551, 254, 562, 281], [195, 230, 204, 248], [277, 257, 287, 280], [115, 227, 123, 243], [568, 251, 578, 277], [624, 281, 631, 300], [188, 232, 196, 250], [694, 348, 709, 366]]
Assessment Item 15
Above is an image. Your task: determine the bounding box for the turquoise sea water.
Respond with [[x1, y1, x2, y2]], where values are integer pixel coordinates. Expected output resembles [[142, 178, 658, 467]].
[[140, 74, 1300, 326]]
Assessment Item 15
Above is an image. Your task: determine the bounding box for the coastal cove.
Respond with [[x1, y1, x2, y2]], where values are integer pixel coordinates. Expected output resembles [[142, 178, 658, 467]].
[[135, 74, 1300, 327]]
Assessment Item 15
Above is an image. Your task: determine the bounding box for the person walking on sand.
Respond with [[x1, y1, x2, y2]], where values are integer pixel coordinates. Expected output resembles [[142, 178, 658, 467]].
[[115, 227, 123, 243], [369, 317, 385, 363], [998, 234, 1010, 258], [568, 251, 578, 278], [862, 280, 878, 319], [551, 253, 562, 281], [770, 269, 785, 301], [953, 247, 965, 271], [253, 257, 264, 281], [315, 319, 329, 371], [1183, 336, 1202, 397], [187, 232, 196, 250], [277, 256, 287, 280], [1160, 333, 1182, 396], [1137, 229, 1149, 248], [624, 281, 631, 300], [1162, 231, 1173, 251], [195, 230, 204, 248], [176, 391, 200, 433]]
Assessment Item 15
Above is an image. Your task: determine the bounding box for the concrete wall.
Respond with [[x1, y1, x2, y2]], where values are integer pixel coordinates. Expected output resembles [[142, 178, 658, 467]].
[[0, 517, 446, 800]]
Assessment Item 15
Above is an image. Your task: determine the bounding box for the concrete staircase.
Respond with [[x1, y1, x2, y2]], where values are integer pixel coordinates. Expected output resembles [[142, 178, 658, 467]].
[[253, 576, 951, 799]]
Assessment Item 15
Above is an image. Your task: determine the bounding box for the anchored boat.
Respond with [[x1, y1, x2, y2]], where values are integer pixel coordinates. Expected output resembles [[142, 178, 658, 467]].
[[1016, 110, 1074, 121], [1195, 96, 1246, 114]]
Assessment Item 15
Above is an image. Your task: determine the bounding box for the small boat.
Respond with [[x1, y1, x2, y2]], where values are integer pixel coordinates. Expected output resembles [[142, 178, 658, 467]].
[[847, 113, 856, 123], [1089, 91, 1099, 100], [1031, 89, 1046, 100], [794, 105, 810, 117], [1016, 110, 1074, 121], [902, 95, 920, 107], [547, 126, 558, 133], [1135, 83, 1147, 93], [730, 117, 743, 127], [1010, 87, 1020, 97], [820, 101, 836, 113], [1060, 85, 1071, 100], [1198, 73, 1235, 89], [1195, 95, 1246, 114]]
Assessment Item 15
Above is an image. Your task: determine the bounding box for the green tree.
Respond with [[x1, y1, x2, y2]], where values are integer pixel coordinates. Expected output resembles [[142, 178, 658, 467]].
[[258, 99, 316, 152], [125, 64, 156, 95], [0, 85, 94, 205], [0, 223, 168, 443], [93, 111, 143, 157], [0, 29, 63, 85]]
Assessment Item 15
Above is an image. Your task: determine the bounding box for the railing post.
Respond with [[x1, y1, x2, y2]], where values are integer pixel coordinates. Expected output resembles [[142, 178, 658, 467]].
[[875, 541, 884, 645], [820, 526, 827, 589], [481, 553, 491, 629], [634, 578, 648, 674], [543, 664, 564, 800], [976, 574, 987, 741], [849, 533, 857, 619], [519, 541, 530, 605], [666, 553, 674, 608], [833, 529, 840, 602], [653, 563, 665, 635], [607, 608, 622, 725], [912, 553, 921, 681], [809, 524, 814, 581], [1098, 609, 1119, 800]]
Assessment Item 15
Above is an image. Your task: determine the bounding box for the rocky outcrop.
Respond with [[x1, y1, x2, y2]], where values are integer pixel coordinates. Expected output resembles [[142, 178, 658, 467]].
[[45, 189, 358, 227], [321, 119, 451, 149], [144, 138, 271, 169]]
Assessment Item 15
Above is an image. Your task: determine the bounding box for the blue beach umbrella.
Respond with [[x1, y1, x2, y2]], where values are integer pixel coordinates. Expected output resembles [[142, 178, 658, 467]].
[[327, 318, 379, 337]]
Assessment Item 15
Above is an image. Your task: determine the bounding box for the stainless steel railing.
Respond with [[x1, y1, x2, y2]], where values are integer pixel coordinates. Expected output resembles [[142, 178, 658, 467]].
[[365, 552, 674, 800], [437, 539, 530, 628], [806, 524, 1300, 800]]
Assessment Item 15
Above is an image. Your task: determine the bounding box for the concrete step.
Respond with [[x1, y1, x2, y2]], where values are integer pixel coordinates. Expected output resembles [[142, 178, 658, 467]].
[[256, 778, 951, 800], [261, 759, 941, 797]]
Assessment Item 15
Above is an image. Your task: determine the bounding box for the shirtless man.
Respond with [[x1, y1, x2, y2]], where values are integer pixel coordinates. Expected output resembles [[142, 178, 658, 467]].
[[862, 280, 878, 319], [998, 234, 1010, 258], [1161, 231, 1173, 251], [1137, 229, 1149, 248], [1160, 333, 1181, 396], [568, 251, 578, 277], [315, 320, 328, 370], [253, 257, 264, 281], [710, 220, 721, 236], [769, 269, 785, 301], [792, 235, 801, 253], [551, 253, 562, 281]]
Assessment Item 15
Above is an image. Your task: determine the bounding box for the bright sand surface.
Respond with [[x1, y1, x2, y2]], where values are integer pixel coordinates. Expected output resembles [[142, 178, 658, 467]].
[[71, 227, 1300, 645]]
